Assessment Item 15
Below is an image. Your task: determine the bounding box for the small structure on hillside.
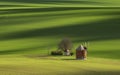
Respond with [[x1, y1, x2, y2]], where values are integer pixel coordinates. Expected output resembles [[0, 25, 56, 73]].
[[76, 44, 87, 60]]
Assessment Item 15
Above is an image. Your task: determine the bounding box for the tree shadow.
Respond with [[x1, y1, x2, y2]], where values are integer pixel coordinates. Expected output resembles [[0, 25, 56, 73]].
[[61, 58, 76, 60]]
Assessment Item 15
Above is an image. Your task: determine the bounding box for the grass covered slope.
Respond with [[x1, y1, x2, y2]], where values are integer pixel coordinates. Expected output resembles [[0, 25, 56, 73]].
[[0, 0, 120, 7], [0, 0, 120, 75], [0, 56, 120, 75], [0, 0, 120, 59]]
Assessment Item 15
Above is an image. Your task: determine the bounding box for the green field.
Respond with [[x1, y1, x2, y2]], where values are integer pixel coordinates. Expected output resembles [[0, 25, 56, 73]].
[[0, 0, 120, 75]]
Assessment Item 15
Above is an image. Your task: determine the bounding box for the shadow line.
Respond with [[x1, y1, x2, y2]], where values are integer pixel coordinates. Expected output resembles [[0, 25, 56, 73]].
[[0, 17, 120, 42]]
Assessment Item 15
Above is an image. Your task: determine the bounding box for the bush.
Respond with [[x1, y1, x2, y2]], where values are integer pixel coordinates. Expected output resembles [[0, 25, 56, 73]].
[[51, 51, 63, 56], [70, 52, 74, 56]]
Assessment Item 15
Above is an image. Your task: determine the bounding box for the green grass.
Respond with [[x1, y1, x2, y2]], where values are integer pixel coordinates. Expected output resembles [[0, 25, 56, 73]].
[[0, 55, 120, 75], [0, 0, 120, 75]]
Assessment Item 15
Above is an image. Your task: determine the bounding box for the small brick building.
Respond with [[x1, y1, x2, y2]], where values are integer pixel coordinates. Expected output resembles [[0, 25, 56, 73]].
[[76, 45, 87, 60]]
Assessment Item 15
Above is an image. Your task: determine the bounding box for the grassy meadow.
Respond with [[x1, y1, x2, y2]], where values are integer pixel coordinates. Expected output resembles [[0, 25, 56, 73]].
[[0, 0, 120, 75]]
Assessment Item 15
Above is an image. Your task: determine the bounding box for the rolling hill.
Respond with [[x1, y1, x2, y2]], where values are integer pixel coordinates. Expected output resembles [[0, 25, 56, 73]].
[[0, 0, 120, 75]]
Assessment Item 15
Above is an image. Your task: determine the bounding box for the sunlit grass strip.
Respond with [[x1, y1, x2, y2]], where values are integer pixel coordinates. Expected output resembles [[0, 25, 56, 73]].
[[0, 56, 119, 75], [0, 15, 114, 34]]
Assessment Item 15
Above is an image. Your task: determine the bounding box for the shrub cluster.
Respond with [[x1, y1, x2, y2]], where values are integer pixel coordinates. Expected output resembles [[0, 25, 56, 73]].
[[51, 51, 63, 56], [70, 52, 74, 56]]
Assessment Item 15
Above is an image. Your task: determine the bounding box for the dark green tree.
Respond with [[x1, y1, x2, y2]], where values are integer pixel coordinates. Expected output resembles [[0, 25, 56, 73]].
[[58, 38, 73, 55]]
